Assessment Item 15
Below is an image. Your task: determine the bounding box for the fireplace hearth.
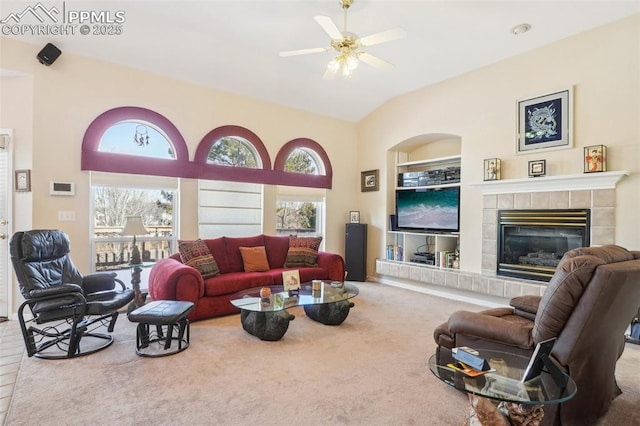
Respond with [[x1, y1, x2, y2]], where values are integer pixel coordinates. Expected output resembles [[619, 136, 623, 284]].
[[497, 209, 590, 281]]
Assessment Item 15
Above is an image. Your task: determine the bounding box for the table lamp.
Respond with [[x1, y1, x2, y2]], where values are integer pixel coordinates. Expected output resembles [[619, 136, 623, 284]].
[[121, 216, 148, 264]]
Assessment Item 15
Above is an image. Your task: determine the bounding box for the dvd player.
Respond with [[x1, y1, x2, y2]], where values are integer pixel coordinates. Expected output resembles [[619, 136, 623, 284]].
[[410, 252, 435, 264]]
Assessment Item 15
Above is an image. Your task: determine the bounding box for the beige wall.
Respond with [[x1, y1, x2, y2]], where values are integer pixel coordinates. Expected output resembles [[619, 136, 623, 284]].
[[2, 14, 639, 316], [358, 14, 640, 276], [0, 36, 359, 316]]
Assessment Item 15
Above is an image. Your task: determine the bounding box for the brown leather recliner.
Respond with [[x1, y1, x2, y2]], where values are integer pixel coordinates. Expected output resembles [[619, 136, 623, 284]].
[[434, 245, 640, 426]]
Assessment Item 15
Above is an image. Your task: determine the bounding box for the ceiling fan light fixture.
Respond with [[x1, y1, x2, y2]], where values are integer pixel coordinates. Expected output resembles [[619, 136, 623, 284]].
[[346, 54, 359, 70], [327, 57, 341, 72], [280, 0, 406, 79], [326, 53, 359, 78]]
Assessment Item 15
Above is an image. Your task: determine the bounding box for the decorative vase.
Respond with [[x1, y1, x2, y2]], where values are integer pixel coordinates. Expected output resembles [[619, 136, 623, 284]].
[[260, 287, 271, 299]]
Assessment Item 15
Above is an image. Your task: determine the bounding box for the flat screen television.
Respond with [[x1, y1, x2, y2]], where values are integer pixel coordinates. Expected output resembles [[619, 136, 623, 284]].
[[395, 186, 460, 233]]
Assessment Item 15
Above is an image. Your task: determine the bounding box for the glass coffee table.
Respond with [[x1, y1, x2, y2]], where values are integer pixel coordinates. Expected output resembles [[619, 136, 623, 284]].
[[230, 281, 358, 341], [428, 349, 576, 425]]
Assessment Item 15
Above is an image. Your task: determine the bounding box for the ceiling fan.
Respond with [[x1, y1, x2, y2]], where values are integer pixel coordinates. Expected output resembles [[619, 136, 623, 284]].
[[278, 0, 407, 79]]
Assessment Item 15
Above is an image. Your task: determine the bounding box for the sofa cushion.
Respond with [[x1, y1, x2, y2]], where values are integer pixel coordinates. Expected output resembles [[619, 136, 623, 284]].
[[178, 239, 220, 278], [204, 237, 230, 274], [297, 267, 329, 283], [263, 235, 290, 269], [265, 267, 330, 285], [224, 235, 266, 273], [284, 236, 322, 267], [204, 272, 274, 297], [239, 246, 270, 272]]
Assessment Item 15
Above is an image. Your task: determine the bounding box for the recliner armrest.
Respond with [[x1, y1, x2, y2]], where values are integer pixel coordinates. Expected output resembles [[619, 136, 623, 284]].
[[83, 272, 118, 293], [29, 283, 82, 299], [510, 295, 541, 321], [448, 309, 535, 350]]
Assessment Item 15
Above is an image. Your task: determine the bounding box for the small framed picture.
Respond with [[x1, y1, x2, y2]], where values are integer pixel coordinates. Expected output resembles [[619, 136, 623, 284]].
[[349, 211, 360, 223], [361, 169, 379, 192], [584, 145, 606, 173], [528, 160, 546, 177], [15, 169, 31, 192], [483, 158, 501, 181], [282, 269, 301, 292]]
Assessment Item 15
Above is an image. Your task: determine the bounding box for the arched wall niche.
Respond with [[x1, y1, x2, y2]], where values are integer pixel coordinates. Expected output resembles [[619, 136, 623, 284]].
[[391, 133, 462, 161], [385, 132, 463, 237]]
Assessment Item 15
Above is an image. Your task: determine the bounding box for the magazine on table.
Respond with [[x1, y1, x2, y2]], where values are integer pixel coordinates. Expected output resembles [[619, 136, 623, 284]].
[[447, 361, 494, 377]]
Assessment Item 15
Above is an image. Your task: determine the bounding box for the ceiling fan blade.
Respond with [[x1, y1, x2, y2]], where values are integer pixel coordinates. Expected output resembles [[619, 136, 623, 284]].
[[314, 15, 343, 40], [359, 28, 407, 47], [279, 47, 329, 57], [358, 52, 394, 71]]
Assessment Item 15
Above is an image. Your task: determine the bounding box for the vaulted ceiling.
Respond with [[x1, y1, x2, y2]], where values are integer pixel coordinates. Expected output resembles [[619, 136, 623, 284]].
[[2, 1, 639, 121]]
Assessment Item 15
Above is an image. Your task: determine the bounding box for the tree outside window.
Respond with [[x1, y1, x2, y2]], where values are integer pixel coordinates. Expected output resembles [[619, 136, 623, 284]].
[[277, 148, 324, 237], [93, 187, 174, 271], [207, 136, 259, 167], [276, 201, 318, 235], [284, 148, 318, 174]]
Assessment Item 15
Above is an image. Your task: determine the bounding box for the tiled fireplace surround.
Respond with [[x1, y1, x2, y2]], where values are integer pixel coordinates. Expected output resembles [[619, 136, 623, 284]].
[[376, 172, 627, 301]]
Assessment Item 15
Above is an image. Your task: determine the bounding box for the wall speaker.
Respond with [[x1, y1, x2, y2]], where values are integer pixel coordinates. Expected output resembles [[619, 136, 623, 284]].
[[37, 43, 62, 66]]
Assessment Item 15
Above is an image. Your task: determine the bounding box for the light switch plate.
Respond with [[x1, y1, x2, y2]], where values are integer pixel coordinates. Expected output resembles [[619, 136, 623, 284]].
[[58, 211, 76, 221]]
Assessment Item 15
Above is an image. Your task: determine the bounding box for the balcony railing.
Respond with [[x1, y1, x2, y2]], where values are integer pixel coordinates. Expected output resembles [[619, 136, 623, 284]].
[[93, 235, 174, 271]]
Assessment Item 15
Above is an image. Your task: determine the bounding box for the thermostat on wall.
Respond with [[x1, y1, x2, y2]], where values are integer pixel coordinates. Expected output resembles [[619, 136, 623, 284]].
[[50, 181, 75, 196]]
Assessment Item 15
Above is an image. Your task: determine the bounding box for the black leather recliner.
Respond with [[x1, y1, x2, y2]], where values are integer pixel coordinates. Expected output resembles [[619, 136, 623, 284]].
[[10, 229, 135, 359]]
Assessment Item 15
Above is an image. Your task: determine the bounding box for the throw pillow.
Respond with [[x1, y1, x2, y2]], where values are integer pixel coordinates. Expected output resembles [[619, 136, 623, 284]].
[[178, 239, 220, 278], [284, 236, 322, 267], [239, 246, 270, 272]]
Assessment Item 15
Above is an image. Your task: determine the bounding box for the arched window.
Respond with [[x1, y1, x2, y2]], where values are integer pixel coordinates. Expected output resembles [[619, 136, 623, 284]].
[[206, 136, 260, 168], [194, 126, 271, 238], [81, 106, 191, 178], [274, 139, 332, 242], [194, 125, 272, 184], [81, 107, 187, 273], [283, 148, 324, 175], [274, 138, 332, 188], [99, 121, 176, 160]]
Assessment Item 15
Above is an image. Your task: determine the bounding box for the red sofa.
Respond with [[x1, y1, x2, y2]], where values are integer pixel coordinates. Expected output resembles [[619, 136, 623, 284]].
[[148, 234, 345, 321]]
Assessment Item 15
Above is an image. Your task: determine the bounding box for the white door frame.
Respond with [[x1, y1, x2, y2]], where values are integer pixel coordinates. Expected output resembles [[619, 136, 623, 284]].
[[0, 129, 13, 319]]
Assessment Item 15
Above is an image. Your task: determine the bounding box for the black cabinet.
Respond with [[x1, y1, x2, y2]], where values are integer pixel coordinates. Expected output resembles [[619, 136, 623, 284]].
[[345, 223, 367, 281]]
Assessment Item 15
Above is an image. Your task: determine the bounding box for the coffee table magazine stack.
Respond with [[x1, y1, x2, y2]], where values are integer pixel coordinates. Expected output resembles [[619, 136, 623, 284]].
[[230, 281, 358, 341]]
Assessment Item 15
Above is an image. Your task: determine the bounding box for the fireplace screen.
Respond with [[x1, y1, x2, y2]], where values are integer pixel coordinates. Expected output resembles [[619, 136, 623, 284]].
[[497, 209, 590, 282]]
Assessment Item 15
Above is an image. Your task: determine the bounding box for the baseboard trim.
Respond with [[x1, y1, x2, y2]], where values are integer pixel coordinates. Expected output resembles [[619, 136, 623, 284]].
[[368, 275, 510, 308]]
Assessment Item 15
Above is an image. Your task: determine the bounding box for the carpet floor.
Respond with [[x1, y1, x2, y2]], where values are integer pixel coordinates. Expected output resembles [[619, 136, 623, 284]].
[[5, 282, 640, 425]]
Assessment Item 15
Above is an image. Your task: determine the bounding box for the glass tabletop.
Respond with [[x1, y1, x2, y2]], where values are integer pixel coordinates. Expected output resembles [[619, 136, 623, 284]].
[[428, 349, 576, 405], [230, 281, 359, 313]]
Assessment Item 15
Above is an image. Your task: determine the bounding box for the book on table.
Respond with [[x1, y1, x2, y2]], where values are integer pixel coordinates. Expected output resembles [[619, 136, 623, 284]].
[[447, 361, 493, 377], [452, 346, 490, 371]]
